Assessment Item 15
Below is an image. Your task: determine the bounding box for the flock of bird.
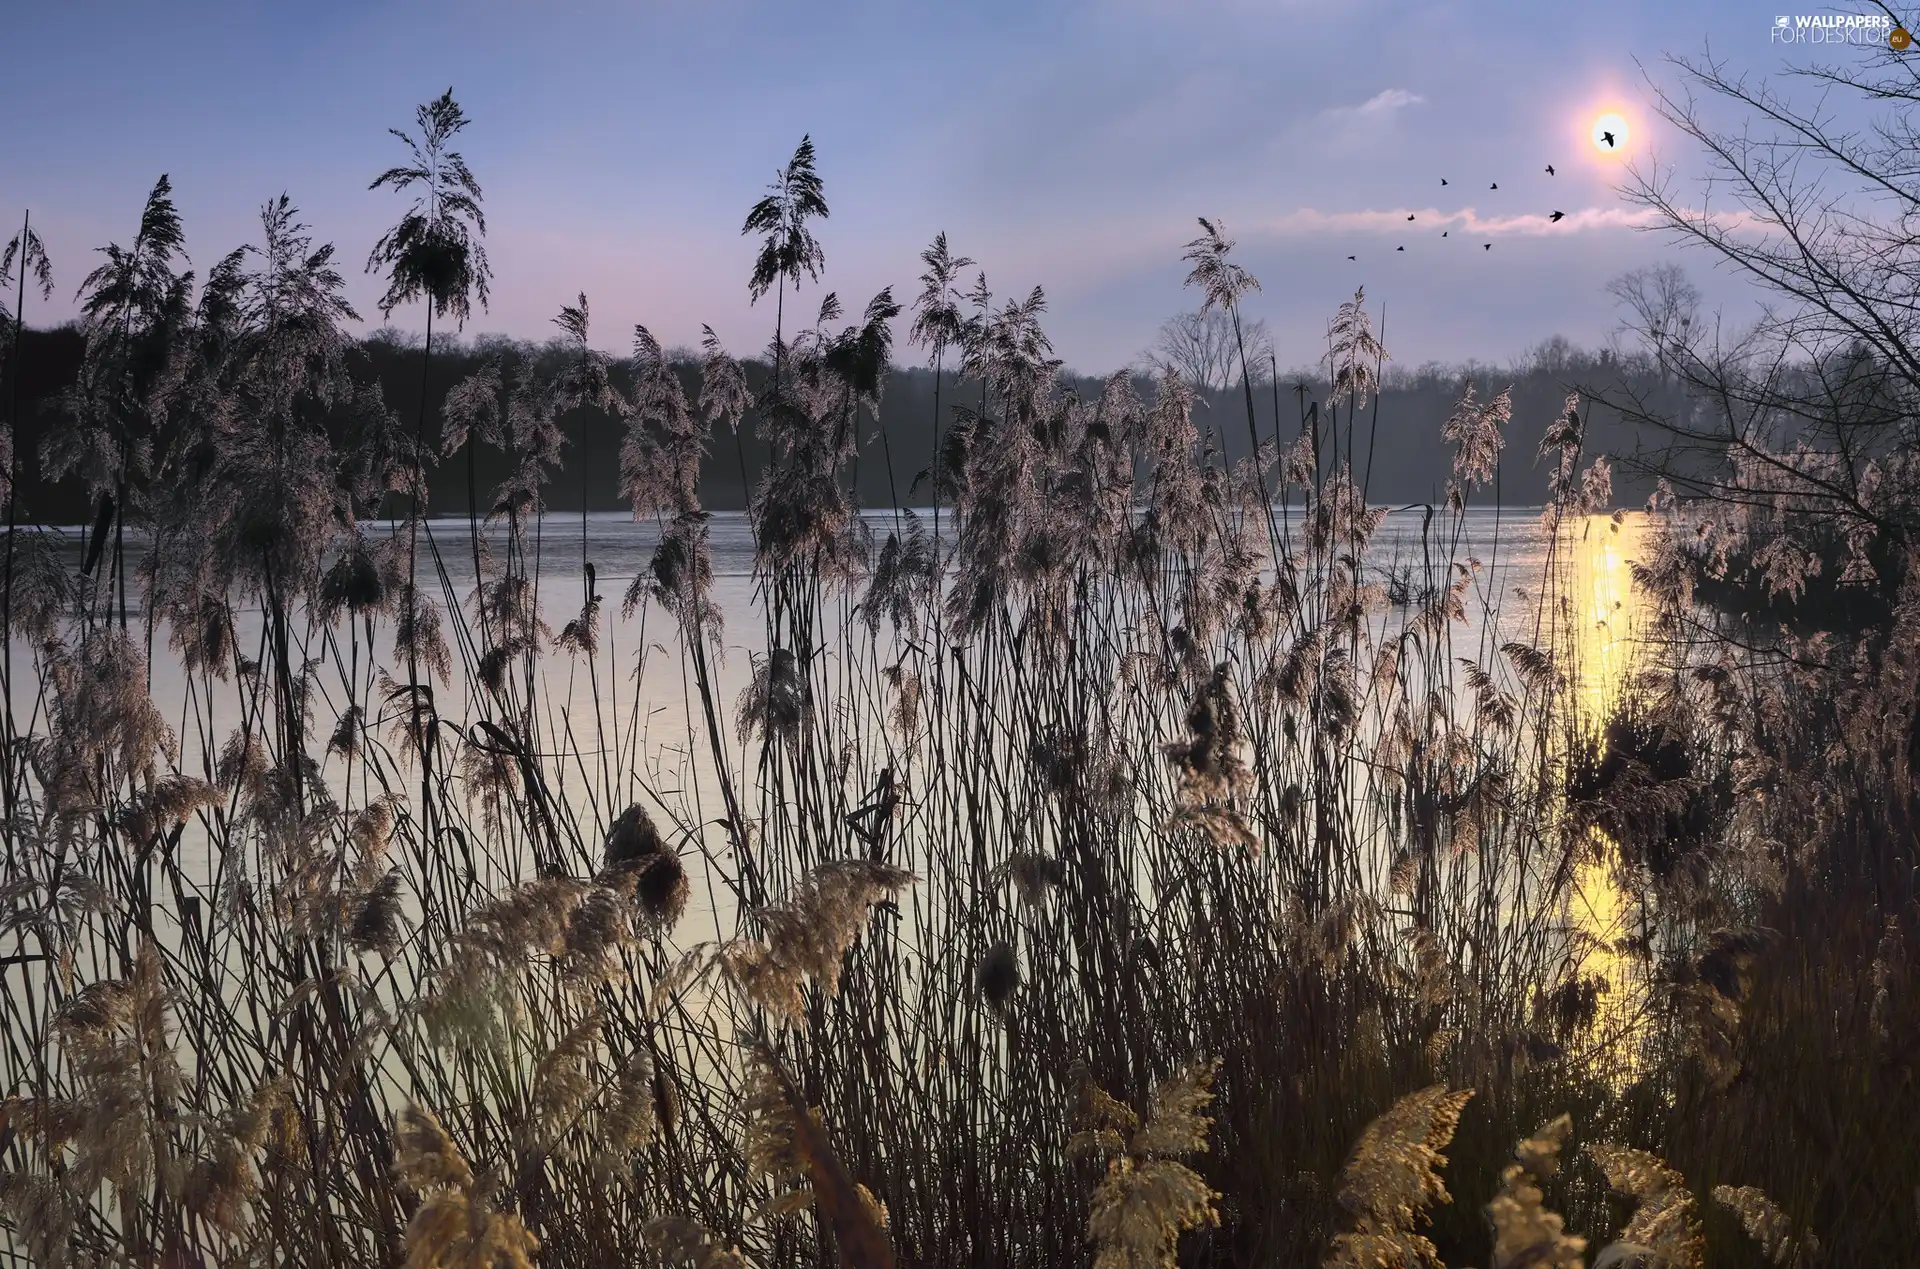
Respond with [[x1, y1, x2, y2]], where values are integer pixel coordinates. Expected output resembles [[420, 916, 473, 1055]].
[[1344, 147, 1598, 261]]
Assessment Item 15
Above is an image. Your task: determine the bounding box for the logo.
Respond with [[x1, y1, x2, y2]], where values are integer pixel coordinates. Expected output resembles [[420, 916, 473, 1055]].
[[1769, 12, 1898, 44]]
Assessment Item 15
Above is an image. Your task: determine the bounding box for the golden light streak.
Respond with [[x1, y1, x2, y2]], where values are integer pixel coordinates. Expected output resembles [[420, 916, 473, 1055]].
[[1563, 513, 1647, 1068]]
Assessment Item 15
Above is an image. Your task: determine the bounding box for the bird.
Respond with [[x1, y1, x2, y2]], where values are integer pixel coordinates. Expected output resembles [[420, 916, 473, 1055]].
[[1441, 177, 1449, 185], [1602, 130, 1617, 148], [1397, 245, 1405, 251], [1490, 182, 1499, 190], [1484, 243, 1492, 250], [1546, 164, 1556, 175], [1347, 254, 1356, 261], [1549, 210, 1565, 223], [1441, 231, 1449, 237], [1406, 213, 1415, 221]]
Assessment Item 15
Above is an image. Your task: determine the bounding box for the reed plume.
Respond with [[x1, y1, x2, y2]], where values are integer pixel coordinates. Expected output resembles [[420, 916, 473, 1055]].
[[742, 1048, 894, 1268], [1071, 1059, 1221, 1269], [1322, 1085, 1473, 1269], [393, 1105, 538, 1269], [646, 1216, 748, 1269], [1711, 1184, 1816, 1267], [1485, 1115, 1585, 1269], [1585, 1143, 1703, 1269], [660, 859, 914, 1021]]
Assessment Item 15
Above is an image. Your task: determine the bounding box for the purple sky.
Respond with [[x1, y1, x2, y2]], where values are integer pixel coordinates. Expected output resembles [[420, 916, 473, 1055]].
[[0, 0, 1854, 373]]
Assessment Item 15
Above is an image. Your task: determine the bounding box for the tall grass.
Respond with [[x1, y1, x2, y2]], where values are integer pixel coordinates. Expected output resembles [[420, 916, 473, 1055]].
[[0, 90, 1914, 1269]]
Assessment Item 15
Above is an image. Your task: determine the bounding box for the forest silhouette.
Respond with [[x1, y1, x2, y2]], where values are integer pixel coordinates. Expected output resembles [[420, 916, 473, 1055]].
[[2, 323, 1687, 521]]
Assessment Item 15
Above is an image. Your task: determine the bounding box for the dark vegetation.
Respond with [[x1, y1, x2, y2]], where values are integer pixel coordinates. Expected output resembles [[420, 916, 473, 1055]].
[[0, 322, 1686, 524], [0, 46, 1915, 1269]]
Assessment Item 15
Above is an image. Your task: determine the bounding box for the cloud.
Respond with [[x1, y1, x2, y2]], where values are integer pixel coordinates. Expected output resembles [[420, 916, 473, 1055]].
[[1322, 88, 1426, 122], [1251, 205, 1764, 238]]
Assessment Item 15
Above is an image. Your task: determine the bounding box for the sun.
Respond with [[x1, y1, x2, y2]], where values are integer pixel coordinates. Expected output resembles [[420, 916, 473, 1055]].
[[1592, 112, 1630, 154]]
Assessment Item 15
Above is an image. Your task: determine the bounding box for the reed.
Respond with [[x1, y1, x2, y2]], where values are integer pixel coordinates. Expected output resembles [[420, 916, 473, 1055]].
[[1, 64, 1916, 1269]]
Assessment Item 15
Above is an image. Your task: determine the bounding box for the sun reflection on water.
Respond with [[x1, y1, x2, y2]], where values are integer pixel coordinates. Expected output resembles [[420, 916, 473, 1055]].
[[1562, 513, 1647, 1065]]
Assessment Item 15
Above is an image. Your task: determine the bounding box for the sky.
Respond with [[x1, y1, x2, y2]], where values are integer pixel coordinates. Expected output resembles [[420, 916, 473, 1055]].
[[0, 0, 1872, 374]]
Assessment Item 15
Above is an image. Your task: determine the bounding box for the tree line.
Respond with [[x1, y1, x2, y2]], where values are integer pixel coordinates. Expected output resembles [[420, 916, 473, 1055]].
[[0, 319, 1696, 524]]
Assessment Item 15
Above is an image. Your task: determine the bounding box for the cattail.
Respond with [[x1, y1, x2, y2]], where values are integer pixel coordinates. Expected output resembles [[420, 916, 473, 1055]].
[[1486, 1115, 1585, 1269], [653, 1067, 681, 1140], [1322, 1085, 1473, 1269], [978, 940, 1018, 1009]]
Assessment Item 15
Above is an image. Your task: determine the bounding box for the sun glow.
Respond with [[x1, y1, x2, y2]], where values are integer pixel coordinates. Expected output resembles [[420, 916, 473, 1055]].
[[1591, 112, 1631, 155]]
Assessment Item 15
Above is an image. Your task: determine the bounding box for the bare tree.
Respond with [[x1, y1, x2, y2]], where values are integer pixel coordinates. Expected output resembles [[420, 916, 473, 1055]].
[[1607, 263, 1701, 349], [1595, 46, 1920, 596], [1140, 307, 1275, 392], [1606, 262, 1701, 378]]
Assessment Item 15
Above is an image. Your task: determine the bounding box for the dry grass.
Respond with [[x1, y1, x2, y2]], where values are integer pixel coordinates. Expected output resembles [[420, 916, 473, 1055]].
[[1, 88, 1916, 1269]]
